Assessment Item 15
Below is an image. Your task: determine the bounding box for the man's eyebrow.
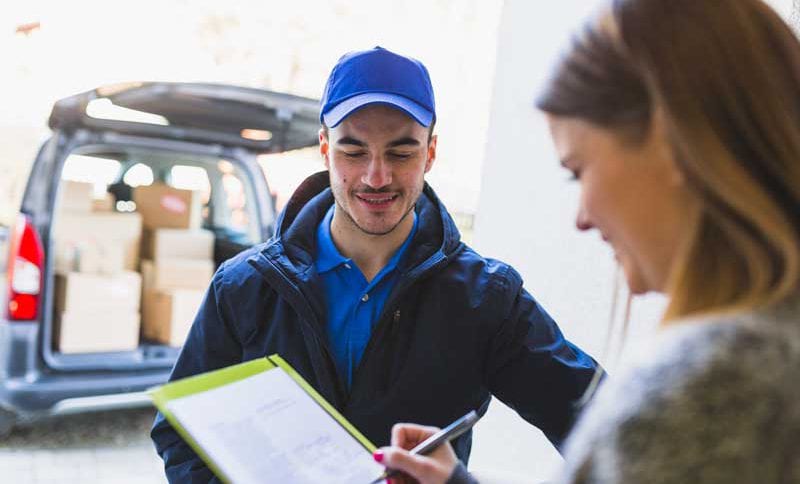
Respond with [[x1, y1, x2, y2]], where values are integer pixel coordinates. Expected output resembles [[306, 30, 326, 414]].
[[387, 137, 421, 148], [336, 136, 366, 147]]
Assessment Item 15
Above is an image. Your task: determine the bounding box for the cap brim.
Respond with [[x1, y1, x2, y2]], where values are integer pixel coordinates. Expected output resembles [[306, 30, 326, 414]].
[[322, 92, 434, 128]]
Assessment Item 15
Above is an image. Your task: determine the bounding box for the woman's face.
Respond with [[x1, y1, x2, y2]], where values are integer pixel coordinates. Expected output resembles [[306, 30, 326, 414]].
[[546, 115, 695, 294]]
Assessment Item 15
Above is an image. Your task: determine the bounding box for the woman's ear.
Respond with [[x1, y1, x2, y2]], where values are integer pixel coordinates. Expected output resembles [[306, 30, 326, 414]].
[[650, 108, 685, 187]]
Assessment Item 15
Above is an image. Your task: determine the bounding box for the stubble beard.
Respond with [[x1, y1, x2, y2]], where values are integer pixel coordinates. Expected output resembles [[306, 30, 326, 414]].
[[336, 191, 419, 237]]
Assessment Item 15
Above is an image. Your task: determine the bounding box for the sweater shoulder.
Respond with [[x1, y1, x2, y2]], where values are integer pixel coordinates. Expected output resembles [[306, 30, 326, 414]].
[[558, 313, 800, 483]]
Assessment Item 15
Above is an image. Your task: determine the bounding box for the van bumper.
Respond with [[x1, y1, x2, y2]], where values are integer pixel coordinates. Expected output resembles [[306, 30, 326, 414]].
[[0, 320, 170, 418]]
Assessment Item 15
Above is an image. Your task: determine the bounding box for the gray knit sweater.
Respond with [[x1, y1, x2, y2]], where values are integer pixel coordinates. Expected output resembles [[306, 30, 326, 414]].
[[449, 300, 800, 484], [555, 300, 800, 483]]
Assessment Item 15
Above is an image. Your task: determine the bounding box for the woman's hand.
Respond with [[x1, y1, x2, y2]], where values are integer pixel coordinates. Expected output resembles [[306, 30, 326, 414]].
[[374, 423, 458, 484]]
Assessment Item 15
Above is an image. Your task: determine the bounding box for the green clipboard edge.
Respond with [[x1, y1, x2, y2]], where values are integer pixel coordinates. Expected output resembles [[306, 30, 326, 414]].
[[148, 354, 376, 483]]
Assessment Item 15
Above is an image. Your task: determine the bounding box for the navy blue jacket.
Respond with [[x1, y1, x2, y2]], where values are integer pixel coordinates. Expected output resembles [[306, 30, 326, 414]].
[[151, 172, 599, 483]]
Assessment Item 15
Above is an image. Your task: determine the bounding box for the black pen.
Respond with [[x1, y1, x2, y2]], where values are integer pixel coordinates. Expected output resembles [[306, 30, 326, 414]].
[[369, 410, 480, 484]]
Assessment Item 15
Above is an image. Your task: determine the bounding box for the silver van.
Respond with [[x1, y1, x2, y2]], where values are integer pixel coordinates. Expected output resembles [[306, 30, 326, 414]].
[[0, 82, 319, 434]]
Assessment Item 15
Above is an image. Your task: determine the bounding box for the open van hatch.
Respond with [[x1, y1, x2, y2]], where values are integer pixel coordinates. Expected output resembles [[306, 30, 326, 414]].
[[48, 82, 320, 153]]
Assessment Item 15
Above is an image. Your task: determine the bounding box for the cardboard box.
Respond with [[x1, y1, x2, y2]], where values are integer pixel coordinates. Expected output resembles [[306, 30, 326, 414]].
[[143, 228, 214, 261], [143, 289, 204, 346], [92, 193, 115, 212], [54, 212, 142, 271], [58, 180, 93, 213], [55, 271, 141, 314], [141, 258, 214, 291], [55, 310, 140, 353], [134, 183, 202, 230], [55, 240, 126, 275]]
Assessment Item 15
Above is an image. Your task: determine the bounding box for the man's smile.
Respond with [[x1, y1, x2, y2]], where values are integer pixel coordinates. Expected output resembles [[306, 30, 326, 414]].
[[354, 192, 400, 209]]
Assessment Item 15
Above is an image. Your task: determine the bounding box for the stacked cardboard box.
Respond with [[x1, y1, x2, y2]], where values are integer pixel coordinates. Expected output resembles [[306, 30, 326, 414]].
[[134, 182, 203, 231], [136, 183, 213, 347], [54, 272, 141, 353], [53, 180, 142, 353], [92, 192, 116, 212], [55, 179, 142, 274]]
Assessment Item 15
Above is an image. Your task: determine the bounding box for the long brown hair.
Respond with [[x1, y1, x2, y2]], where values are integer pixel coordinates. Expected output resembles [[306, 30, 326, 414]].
[[537, 0, 800, 321]]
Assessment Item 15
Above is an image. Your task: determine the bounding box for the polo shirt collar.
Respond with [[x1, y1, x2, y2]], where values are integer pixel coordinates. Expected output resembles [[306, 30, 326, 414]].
[[315, 205, 419, 275], [316, 205, 350, 274]]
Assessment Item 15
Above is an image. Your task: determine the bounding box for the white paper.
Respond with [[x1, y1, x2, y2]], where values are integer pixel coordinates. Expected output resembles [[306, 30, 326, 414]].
[[167, 368, 384, 484]]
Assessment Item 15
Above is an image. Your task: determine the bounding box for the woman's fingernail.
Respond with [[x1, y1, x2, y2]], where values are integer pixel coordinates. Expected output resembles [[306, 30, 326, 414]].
[[373, 450, 384, 463]]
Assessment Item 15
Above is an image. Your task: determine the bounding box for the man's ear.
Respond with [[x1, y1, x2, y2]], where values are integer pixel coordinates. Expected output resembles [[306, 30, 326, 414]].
[[319, 128, 330, 169], [425, 134, 438, 173]]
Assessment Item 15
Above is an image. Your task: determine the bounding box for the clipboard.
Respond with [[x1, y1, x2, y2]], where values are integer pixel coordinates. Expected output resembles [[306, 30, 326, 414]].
[[149, 354, 381, 484]]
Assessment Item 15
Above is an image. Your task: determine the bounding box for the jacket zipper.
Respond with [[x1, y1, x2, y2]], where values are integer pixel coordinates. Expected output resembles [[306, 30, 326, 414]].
[[256, 255, 349, 404], [348, 253, 449, 397]]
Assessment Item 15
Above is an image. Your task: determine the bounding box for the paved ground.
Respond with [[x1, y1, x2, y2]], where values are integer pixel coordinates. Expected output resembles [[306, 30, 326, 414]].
[[0, 407, 166, 484], [0, 401, 547, 484]]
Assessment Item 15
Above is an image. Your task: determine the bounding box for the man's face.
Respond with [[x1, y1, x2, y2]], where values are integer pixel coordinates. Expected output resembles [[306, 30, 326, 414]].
[[319, 105, 437, 236]]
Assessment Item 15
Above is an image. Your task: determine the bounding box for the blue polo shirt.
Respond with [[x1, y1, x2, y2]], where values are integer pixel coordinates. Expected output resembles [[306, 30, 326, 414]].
[[315, 205, 418, 389]]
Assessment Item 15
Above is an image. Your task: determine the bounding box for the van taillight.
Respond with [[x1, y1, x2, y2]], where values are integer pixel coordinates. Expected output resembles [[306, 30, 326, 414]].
[[7, 214, 43, 321]]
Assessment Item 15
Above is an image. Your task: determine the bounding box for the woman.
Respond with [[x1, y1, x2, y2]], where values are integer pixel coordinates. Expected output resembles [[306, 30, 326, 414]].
[[374, 0, 800, 482]]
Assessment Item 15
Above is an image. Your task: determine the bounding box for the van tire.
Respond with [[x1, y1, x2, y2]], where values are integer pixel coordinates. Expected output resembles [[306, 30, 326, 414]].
[[0, 408, 16, 437]]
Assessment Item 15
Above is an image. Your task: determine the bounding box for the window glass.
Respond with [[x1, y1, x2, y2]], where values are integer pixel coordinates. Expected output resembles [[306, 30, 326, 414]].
[[61, 154, 121, 199], [169, 165, 212, 225], [170, 165, 210, 192], [123, 163, 154, 187], [209, 160, 259, 244], [58, 152, 261, 246]]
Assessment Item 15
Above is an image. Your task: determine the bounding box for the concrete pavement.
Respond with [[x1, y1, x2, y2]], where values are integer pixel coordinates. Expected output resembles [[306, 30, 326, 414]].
[[0, 408, 165, 484]]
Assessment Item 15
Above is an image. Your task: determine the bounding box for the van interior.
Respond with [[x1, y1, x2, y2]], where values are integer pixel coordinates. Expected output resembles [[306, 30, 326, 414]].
[[46, 146, 266, 369]]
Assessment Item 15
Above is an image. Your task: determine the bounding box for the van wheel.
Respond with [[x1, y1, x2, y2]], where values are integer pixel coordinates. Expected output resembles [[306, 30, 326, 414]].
[[0, 408, 16, 437]]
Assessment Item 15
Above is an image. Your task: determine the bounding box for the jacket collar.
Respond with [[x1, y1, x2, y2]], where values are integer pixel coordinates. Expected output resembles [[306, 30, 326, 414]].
[[253, 171, 462, 281]]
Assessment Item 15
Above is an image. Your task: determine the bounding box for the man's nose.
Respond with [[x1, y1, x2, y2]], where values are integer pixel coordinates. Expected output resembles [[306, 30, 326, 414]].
[[363, 156, 392, 188]]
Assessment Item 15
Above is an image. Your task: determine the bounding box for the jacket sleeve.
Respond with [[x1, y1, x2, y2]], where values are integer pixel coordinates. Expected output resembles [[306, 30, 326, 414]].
[[150, 266, 242, 483], [484, 266, 601, 451], [447, 462, 480, 484]]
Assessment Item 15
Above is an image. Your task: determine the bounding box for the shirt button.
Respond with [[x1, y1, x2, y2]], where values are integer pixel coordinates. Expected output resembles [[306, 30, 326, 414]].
[[361, 294, 369, 302], [344, 263, 351, 270]]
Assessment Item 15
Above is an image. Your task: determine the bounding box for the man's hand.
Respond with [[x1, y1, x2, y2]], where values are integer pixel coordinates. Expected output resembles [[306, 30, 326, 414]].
[[374, 423, 458, 484]]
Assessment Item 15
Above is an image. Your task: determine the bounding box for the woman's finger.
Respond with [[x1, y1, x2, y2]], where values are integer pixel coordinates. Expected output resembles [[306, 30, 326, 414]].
[[391, 423, 441, 449]]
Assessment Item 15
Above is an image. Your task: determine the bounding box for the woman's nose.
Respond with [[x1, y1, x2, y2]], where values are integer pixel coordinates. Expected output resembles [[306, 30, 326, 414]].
[[575, 206, 594, 232]]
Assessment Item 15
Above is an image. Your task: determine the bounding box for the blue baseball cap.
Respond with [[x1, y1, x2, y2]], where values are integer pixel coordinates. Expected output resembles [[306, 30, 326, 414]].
[[320, 46, 436, 128]]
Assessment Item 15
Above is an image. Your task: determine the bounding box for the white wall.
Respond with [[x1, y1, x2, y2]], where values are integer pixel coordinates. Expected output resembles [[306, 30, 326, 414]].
[[468, 0, 665, 480], [469, 0, 798, 481]]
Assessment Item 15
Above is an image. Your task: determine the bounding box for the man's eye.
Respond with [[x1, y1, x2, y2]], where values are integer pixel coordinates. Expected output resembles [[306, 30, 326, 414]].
[[343, 151, 366, 158], [388, 152, 412, 160]]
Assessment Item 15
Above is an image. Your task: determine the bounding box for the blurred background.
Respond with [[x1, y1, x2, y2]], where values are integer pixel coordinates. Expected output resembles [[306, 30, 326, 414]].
[[1, 0, 798, 483], [0, 0, 503, 232]]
